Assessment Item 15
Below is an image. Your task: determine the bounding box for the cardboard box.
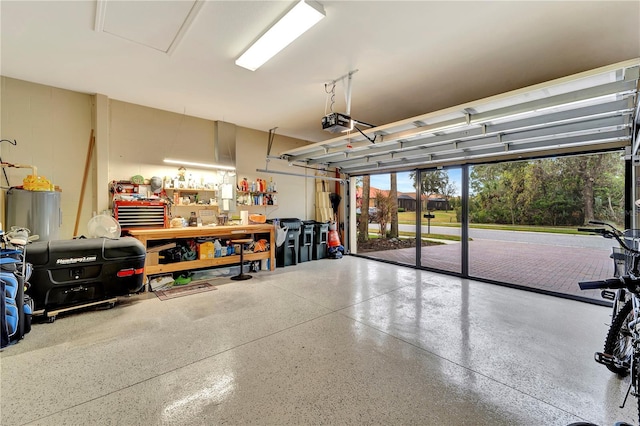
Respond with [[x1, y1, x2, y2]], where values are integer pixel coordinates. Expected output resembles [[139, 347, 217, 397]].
[[315, 178, 331, 192], [315, 192, 330, 208], [147, 252, 159, 267], [316, 207, 333, 222], [146, 242, 175, 267]]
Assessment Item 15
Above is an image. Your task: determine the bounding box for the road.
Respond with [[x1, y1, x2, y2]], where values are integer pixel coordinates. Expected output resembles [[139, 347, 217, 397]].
[[368, 223, 615, 251]]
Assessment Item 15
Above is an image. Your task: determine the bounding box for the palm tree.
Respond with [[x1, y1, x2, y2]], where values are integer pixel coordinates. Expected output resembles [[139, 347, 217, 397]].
[[358, 175, 370, 243], [390, 172, 398, 238]]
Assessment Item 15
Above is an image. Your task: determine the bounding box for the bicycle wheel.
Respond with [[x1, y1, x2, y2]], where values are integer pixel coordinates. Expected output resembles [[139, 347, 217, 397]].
[[634, 349, 640, 426], [603, 299, 633, 376]]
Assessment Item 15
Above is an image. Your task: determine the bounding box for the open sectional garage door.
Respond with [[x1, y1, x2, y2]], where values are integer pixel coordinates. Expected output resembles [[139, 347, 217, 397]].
[[279, 59, 640, 302], [280, 59, 639, 174]]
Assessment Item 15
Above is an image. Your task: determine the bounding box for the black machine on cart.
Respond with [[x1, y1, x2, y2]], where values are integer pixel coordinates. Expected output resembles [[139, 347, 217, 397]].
[[27, 237, 146, 322]]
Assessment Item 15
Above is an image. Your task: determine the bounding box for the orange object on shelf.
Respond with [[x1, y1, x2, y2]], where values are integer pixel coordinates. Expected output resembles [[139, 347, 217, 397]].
[[249, 214, 266, 223]]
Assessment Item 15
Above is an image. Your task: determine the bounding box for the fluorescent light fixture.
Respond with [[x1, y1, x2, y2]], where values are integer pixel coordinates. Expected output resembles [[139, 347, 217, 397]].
[[236, 0, 325, 71], [164, 159, 236, 171]]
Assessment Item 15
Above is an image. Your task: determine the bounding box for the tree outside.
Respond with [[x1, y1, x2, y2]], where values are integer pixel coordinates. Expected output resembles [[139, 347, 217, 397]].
[[469, 153, 625, 227], [354, 151, 625, 253]]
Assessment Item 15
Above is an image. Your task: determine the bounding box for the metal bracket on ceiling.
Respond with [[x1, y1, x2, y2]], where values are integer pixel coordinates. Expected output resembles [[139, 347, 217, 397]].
[[326, 69, 359, 116], [504, 143, 510, 152], [497, 134, 502, 144], [427, 154, 432, 161], [465, 112, 471, 125], [453, 141, 458, 149], [482, 124, 487, 135]]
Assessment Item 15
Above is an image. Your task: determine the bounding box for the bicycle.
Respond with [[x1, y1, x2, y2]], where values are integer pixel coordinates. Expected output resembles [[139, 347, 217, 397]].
[[578, 221, 640, 376], [579, 224, 640, 424]]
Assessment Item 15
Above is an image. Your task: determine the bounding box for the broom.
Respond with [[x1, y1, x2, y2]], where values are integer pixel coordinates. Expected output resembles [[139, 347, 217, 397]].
[[329, 193, 341, 222]]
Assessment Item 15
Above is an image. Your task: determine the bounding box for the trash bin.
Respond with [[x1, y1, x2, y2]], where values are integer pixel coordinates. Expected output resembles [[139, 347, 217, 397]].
[[313, 221, 329, 260], [299, 221, 315, 263], [275, 218, 301, 267]]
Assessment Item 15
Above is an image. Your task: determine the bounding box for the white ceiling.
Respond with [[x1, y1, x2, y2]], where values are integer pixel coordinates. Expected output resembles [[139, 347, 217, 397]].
[[1, 0, 639, 148]]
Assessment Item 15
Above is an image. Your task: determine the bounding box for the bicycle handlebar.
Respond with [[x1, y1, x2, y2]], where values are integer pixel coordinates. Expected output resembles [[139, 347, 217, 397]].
[[578, 222, 640, 255], [579, 275, 640, 291], [588, 220, 610, 227], [577, 227, 611, 235]]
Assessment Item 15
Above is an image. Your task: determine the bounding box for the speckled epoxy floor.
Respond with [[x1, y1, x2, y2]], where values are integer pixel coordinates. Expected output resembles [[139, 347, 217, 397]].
[[1, 256, 636, 425]]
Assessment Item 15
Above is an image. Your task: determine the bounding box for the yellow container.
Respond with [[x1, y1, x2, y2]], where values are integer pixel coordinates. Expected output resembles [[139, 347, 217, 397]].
[[198, 241, 215, 259]]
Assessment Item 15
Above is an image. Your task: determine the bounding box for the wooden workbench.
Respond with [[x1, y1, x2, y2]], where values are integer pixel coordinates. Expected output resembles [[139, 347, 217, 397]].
[[127, 224, 276, 282]]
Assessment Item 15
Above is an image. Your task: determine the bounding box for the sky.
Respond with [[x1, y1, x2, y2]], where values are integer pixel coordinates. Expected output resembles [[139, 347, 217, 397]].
[[368, 169, 462, 195]]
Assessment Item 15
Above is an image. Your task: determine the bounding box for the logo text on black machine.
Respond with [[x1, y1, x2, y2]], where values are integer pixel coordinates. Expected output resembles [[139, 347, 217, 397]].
[[56, 256, 97, 265]]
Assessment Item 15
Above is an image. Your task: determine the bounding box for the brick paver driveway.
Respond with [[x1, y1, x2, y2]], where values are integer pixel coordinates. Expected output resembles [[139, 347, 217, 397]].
[[360, 239, 612, 302]]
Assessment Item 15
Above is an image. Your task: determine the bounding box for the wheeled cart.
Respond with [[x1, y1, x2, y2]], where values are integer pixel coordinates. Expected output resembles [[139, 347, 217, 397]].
[[33, 297, 118, 323], [27, 237, 145, 320]]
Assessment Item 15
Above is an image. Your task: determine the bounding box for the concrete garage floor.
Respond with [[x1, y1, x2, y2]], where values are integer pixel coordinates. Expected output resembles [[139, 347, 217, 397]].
[[1, 256, 636, 425]]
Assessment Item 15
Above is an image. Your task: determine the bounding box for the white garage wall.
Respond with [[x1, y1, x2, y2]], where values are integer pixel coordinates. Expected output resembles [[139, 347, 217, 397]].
[[0, 77, 93, 237], [108, 100, 216, 181], [1, 77, 319, 238], [235, 127, 315, 221]]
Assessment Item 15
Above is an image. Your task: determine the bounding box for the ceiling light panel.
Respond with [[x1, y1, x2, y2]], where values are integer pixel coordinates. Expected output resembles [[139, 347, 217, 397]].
[[236, 0, 325, 71]]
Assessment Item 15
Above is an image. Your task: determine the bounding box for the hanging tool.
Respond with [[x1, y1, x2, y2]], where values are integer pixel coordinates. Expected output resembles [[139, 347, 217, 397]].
[[0, 139, 17, 186]]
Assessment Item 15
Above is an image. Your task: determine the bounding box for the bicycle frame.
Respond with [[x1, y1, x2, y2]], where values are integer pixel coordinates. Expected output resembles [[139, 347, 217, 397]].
[[579, 221, 640, 316], [578, 221, 640, 422]]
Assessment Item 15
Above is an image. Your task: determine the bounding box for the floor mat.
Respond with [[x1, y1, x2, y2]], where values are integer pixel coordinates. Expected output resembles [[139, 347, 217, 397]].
[[154, 282, 217, 301]]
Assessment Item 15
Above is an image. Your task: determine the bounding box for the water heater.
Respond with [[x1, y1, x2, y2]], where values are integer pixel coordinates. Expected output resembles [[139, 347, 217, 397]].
[[5, 188, 61, 241]]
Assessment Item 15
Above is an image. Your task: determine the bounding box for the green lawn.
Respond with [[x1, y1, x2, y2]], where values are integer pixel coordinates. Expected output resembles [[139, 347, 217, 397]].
[[398, 210, 457, 224], [395, 211, 596, 235]]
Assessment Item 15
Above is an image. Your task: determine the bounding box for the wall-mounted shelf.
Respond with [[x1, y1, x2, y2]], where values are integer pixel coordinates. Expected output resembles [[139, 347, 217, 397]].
[[167, 188, 217, 193], [166, 187, 218, 207], [237, 191, 277, 207], [237, 191, 277, 194]]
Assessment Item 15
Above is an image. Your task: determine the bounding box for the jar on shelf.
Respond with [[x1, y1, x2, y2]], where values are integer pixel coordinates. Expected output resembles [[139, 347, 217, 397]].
[[188, 212, 198, 227]]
